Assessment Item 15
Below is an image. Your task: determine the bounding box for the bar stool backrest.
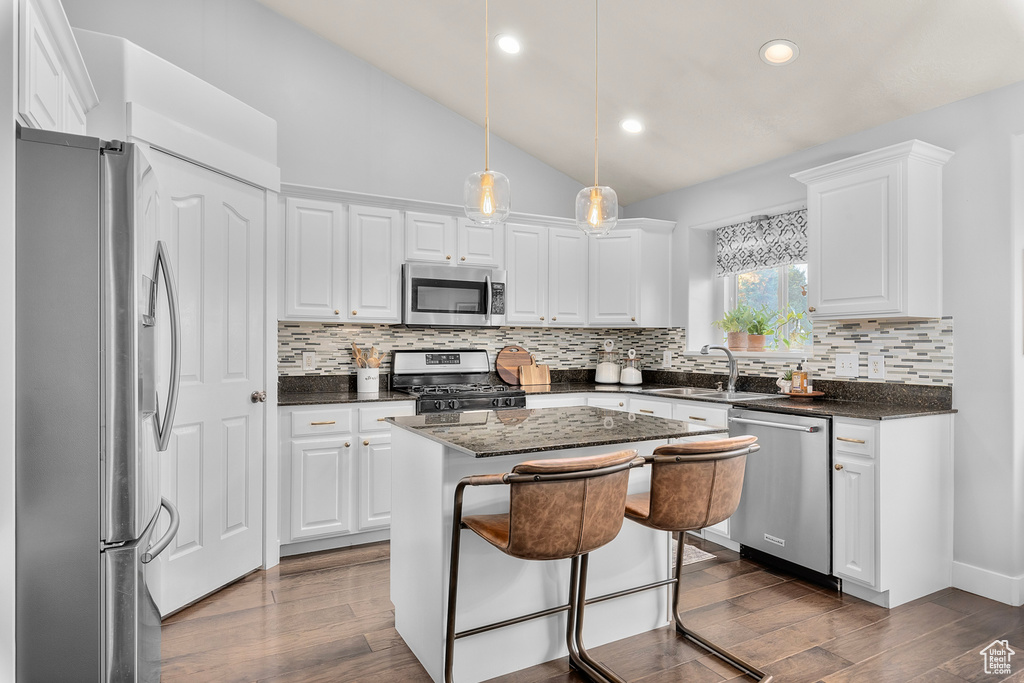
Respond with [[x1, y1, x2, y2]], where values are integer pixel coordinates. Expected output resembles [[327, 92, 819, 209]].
[[646, 436, 758, 532], [505, 449, 639, 561]]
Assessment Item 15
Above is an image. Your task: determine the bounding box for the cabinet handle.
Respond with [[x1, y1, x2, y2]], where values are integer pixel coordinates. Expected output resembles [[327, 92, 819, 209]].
[[540, 316, 545, 321], [837, 437, 866, 444], [835, 463, 844, 471], [377, 417, 386, 422], [363, 440, 370, 446], [551, 317, 557, 321], [334, 309, 340, 315], [310, 420, 335, 426], [631, 317, 636, 322], [808, 306, 816, 313], [688, 415, 706, 421], [638, 409, 654, 414], [618, 402, 624, 407], [460, 256, 466, 261], [352, 310, 358, 316], [345, 442, 351, 448], [446, 254, 452, 260]]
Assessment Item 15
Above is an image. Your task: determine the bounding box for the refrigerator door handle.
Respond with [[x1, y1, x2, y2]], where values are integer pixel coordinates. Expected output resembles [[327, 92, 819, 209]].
[[152, 240, 181, 452], [142, 497, 180, 564]]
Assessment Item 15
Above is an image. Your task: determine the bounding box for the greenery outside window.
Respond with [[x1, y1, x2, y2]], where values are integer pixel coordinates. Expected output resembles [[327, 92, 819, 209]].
[[724, 263, 812, 351]]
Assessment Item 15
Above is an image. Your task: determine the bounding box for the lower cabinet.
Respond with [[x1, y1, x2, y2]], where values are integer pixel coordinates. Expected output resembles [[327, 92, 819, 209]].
[[832, 452, 876, 587], [280, 401, 416, 551]]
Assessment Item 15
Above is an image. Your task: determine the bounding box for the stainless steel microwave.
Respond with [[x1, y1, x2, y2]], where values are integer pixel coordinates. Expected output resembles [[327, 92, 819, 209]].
[[402, 263, 506, 327]]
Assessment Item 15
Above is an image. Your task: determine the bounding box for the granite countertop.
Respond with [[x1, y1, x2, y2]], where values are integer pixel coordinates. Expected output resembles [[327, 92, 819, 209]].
[[278, 389, 416, 406], [387, 405, 726, 457], [730, 397, 958, 420]]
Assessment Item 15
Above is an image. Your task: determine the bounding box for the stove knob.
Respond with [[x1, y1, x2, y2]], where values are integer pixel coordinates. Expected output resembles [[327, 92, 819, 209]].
[[434, 400, 444, 410], [492, 398, 501, 407], [448, 399, 459, 410], [505, 397, 516, 407]]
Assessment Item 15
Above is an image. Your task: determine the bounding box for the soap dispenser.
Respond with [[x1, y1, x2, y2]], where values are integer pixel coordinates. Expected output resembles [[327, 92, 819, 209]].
[[792, 360, 807, 393]]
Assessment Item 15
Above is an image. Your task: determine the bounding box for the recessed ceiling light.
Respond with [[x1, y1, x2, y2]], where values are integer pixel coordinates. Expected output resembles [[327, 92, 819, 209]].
[[495, 34, 521, 54], [620, 118, 644, 134], [760, 39, 799, 66]]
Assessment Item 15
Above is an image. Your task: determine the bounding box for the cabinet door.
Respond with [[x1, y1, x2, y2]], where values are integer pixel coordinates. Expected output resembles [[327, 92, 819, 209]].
[[672, 402, 729, 429], [807, 163, 902, 318], [61, 73, 87, 135], [589, 229, 639, 326], [457, 218, 504, 267], [548, 227, 588, 326], [284, 197, 346, 320], [20, 0, 62, 131], [587, 396, 628, 412], [833, 455, 877, 587], [628, 397, 673, 418], [358, 435, 393, 531], [405, 212, 456, 264], [289, 437, 354, 541], [348, 204, 402, 322], [505, 224, 548, 325]]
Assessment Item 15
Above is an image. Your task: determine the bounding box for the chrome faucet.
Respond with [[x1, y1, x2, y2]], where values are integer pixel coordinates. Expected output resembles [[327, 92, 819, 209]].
[[701, 345, 737, 394]]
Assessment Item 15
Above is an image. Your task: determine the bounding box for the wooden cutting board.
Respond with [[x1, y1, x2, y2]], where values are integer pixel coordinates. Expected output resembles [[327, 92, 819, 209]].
[[496, 345, 531, 384], [519, 356, 551, 386]]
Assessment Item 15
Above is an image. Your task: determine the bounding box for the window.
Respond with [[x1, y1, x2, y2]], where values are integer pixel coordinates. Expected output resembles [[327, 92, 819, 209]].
[[725, 263, 811, 350]]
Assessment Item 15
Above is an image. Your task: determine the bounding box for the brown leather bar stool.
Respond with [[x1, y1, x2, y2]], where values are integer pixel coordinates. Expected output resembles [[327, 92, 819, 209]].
[[444, 449, 645, 683], [606, 436, 772, 683]]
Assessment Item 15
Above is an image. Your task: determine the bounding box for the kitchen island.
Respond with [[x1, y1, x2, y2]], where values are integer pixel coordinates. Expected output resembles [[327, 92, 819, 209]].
[[387, 405, 726, 682]]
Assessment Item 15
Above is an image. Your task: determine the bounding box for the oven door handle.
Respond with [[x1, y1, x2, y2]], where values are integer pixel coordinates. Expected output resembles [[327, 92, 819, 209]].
[[729, 416, 820, 433]]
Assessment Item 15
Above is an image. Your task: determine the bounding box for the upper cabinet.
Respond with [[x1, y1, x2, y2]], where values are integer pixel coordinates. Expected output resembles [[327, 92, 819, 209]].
[[505, 224, 588, 327], [792, 140, 953, 320], [589, 220, 672, 327], [18, 0, 98, 134], [284, 198, 346, 320], [404, 212, 503, 267], [348, 205, 402, 323]]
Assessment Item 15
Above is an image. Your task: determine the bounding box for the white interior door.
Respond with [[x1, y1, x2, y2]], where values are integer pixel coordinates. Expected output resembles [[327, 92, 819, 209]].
[[151, 151, 266, 615]]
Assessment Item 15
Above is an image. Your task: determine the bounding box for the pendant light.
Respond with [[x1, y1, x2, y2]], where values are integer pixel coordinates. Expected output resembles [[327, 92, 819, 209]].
[[464, 0, 510, 225], [575, 0, 617, 236]]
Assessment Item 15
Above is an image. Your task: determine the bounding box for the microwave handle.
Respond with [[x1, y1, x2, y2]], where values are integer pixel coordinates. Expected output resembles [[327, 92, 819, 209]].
[[485, 274, 492, 317]]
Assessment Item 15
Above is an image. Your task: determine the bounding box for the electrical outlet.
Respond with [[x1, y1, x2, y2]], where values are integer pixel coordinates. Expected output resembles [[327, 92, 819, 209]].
[[662, 349, 672, 368], [302, 351, 316, 371], [836, 353, 859, 378], [868, 355, 886, 380]]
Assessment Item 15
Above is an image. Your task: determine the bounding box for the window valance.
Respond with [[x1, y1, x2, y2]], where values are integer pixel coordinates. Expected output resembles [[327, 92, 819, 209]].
[[715, 209, 807, 277]]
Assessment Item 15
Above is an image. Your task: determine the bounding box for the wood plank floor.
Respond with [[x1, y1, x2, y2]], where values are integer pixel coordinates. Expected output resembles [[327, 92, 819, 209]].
[[161, 537, 1024, 682]]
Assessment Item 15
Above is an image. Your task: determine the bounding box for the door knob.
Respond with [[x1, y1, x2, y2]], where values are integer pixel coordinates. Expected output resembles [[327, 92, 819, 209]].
[[834, 463, 844, 471], [251, 390, 267, 403]]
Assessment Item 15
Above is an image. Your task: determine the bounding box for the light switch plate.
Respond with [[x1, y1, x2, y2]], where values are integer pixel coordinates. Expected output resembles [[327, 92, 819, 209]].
[[836, 353, 859, 378], [868, 355, 885, 379], [662, 350, 672, 368], [302, 351, 316, 371]]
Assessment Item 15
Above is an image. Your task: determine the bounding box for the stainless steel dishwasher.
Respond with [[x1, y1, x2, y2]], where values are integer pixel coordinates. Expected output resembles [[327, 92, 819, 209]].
[[728, 408, 833, 584]]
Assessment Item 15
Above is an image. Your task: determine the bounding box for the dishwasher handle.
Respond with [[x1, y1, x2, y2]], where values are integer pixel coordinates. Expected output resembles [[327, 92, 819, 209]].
[[729, 416, 821, 433]]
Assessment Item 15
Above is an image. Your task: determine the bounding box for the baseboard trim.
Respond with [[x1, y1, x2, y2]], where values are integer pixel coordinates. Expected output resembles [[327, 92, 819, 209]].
[[952, 561, 1024, 606], [281, 529, 391, 557]]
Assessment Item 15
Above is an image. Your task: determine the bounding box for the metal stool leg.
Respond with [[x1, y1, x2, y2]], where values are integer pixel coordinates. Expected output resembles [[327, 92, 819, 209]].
[[568, 553, 627, 683], [444, 490, 467, 683], [672, 537, 774, 683]]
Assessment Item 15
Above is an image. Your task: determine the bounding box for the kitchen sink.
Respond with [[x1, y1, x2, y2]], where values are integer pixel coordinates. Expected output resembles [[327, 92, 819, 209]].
[[641, 386, 718, 398], [692, 391, 779, 402]]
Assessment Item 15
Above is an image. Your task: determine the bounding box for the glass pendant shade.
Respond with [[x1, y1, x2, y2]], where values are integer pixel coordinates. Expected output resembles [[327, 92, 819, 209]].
[[575, 185, 617, 235], [464, 170, 510, 224]]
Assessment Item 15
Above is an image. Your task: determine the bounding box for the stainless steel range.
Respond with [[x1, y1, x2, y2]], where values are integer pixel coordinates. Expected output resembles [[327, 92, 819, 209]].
[[392, 349, 527, 414]]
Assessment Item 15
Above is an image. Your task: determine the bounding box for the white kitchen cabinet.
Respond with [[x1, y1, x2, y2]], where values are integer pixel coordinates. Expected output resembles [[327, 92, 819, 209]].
[[588, 221, 672, 327], [284, 197, 346, 320], [525, 394, 585, 409], [348, 204, 403, 322], [547, 227, 588, 326], [628, 397, 673, 419], [405, 212, 456, 264], [505, 224, 548, 325], [792, 140, 953, 320], [457, 218, 504, 267], [289, 436, 355, 541], [830, 415, 953, 608], [280, 401, 415, 552], [587, 396, 628, 412], [18, 0, 98, 134], [672, 401, 729, 429]]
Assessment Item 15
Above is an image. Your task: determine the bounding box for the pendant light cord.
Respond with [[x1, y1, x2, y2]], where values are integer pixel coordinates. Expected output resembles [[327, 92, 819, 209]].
[[484, 0, 490, 172], [594, 0, 599, 188]]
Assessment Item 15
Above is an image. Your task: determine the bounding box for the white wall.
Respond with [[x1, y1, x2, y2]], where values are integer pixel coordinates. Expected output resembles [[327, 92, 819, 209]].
[[627, 80, 1024, 603], [60, 0, 582, 218], [1, 0, 16, 676]]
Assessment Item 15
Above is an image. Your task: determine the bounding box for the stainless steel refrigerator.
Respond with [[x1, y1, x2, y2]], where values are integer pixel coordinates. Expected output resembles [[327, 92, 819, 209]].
[[16, 125, 181, 682]]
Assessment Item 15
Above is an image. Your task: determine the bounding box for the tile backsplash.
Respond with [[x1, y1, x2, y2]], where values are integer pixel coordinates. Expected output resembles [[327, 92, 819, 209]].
[[279, 316, 953, 386]]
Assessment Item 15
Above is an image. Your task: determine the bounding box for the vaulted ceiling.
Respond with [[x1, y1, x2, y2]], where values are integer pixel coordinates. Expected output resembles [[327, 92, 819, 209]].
[[256, 0, 1024, 204]]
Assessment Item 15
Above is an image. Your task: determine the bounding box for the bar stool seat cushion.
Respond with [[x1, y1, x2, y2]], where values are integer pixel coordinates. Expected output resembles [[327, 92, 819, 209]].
[[462, 449, 638, 561]]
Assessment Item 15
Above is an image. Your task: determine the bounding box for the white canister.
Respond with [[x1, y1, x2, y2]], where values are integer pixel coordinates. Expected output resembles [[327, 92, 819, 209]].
[[357, 367, 380, 393]]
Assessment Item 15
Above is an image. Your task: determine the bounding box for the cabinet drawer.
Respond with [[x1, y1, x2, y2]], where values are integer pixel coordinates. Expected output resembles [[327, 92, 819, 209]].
[[673, 402, 729, 428], [291, 407, 354, 437], [834, 421, 876, 457], [588, 396, 628, 411], [628, 398, 673, 418], [359, 402, 416, 432]]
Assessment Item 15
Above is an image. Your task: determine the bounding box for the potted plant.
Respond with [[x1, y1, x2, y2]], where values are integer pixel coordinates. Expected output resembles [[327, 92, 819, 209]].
[[745, 306, 775, 352], [713, 305, 751, 350], [777, 369, 793, 394]]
